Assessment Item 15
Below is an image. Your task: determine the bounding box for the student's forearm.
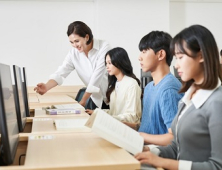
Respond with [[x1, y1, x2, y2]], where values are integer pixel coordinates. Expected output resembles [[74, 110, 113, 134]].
[[159, 157, 179, 170], [45, 79, 58, 91], [81, 92, 91, 103], [141, 133, 173, 146]]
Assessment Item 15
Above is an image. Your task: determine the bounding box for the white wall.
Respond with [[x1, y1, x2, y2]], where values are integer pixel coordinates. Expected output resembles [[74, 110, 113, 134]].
[[94, 0, 169, 80], [170, 0, 222, 51], [2, 0, 222, 87], [0, 0, 169, 86], [170, 0, 222, 68]]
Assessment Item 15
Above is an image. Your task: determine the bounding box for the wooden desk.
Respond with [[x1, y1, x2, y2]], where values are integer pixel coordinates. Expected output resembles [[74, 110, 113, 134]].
[[24, 108, 90, 133], [24, 133, 140, 170], [29, 94, 77, 109], [1, 124, 160, 170], [0, 87, 162, 170], [37, 94, 76, 103], [28, 85, 85, 99], [28, 94, 39, 103]]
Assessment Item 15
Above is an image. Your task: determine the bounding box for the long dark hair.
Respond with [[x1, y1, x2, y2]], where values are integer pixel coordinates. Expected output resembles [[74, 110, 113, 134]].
[[105, 47, 140, 102], [170, 25, 222, 92]]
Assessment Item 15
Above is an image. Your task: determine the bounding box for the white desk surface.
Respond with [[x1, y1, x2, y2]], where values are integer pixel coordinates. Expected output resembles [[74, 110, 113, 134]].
[[37, 94, 76, 103], [31, 116, 91, 134], [29, 94, 77, 109], [28, 94, 39, 103]]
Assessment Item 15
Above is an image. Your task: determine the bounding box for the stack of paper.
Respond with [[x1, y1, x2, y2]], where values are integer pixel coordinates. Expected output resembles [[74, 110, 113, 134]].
[[54, 118, 90, 131], [46, 109, 81, 115], [85, 108, 144, 155]]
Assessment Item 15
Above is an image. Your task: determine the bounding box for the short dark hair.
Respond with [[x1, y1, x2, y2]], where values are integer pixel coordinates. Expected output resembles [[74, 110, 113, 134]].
[[139, 31, 172, 66], [105, 47, 140, 103], [67, 21, 93, 45], [220, 49, 222, 56], [170, 25, 222, 92]]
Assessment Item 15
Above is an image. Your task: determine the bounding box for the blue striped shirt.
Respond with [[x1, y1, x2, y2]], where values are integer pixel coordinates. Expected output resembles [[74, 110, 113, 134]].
[[139, 73, 183, 134]]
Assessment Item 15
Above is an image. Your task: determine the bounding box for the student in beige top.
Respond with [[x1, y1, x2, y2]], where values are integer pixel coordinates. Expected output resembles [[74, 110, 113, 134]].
[[86, 47, 141, 124]]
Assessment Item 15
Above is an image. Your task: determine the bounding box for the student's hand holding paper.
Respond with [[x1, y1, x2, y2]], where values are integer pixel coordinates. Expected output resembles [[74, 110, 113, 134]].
[[143, 145, 150, 152], [135, 151, 163, 168]]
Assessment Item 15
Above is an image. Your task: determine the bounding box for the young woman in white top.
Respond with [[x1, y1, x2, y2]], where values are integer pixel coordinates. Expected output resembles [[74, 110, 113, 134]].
[[86, 47, 141, 124], [135, 25, 222, 170], [34, 21, 110, 109]]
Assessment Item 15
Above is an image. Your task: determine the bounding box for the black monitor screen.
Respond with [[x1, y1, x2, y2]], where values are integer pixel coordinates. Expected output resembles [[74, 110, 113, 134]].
[[0, 63, 19, 165], [21, 67, 30, 117], [13, 65, 26, 132]]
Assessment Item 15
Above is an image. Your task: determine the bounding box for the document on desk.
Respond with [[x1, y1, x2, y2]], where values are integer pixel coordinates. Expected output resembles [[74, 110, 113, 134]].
[[51, 103, 84, 109], [46, 109, 81, 115], [54, 118, 89, 131], [85, 108, 144, 155]]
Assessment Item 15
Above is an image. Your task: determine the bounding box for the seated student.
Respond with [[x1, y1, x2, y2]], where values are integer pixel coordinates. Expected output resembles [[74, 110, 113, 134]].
[[138, 31, 183, 146], [86, 47, 141, 124], [135, 25, 222, 170]]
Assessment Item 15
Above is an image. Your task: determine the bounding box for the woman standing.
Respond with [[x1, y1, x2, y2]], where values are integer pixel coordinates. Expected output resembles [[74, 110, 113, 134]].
[[135, 25, 222, 170], [34, 21, 110, 109]]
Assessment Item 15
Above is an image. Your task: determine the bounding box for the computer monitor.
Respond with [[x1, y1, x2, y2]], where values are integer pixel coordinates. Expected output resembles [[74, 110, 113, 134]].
[[0, 63, 19, 165], [21, 67, 30, 117], [13, 65, 26, 132]]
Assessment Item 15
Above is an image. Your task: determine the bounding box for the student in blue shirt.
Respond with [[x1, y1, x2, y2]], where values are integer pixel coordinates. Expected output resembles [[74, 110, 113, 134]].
[[138, 31, 183, 146], [135, 25, 222, 170]]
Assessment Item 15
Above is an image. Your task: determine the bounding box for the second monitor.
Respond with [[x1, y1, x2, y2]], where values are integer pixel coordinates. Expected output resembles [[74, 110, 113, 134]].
[[13, 65, 26, 132], [22, 67, 30, 117], [0, 63, 19, 165]]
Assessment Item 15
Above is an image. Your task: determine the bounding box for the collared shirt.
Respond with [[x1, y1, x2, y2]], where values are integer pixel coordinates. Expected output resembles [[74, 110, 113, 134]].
[[50, 39, 111, 108], [177, 80, 221, 170], [151, 79, 222, 170]]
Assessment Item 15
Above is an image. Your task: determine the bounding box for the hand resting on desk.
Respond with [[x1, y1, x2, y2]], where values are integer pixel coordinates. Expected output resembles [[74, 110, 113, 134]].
[[85, 109, 94, 115]]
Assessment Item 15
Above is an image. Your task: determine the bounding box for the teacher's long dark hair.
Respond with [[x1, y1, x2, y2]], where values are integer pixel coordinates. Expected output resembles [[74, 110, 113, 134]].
[[105, 47, 140, 103]]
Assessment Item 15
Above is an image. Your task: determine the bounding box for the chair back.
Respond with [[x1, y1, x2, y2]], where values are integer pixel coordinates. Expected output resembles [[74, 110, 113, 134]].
[[75, 87, 86, 102], [140, 69, 153, 95], [85, 98, 97, 110]]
